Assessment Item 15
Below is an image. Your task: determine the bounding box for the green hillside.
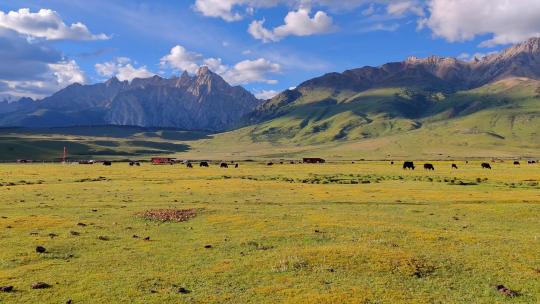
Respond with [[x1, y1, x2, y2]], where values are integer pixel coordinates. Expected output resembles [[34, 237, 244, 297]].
[[178, 78, 540, 160]]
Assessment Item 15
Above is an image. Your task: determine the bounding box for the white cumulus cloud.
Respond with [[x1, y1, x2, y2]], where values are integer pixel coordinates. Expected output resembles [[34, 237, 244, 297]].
[[95, 57, 155, 82], [421, 0, 540, 47], [0, 8, 109, 41], [249, 8, 335, 42], [223, 58, 281, 85], [1, 60, 86, 98], [254, 89, 279, 99], [160, 45, 203, 74], [0, 27, 87, 98]]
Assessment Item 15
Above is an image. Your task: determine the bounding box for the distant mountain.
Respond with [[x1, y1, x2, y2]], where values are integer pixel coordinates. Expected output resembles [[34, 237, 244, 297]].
[[0, 97, 34, 114], [296, 37, 540, 93], [0, 67, 262, 131], [243, 38, 540, 146]]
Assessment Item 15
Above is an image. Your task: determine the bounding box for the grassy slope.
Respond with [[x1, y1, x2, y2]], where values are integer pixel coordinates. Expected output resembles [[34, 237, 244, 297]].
[[178, 78, 540, 160], [0, 162, 539, 303]]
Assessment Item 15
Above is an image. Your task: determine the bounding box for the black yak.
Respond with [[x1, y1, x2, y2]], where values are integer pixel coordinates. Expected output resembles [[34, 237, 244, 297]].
[[424, 163, 435, 170], [403, 161, 415, 170]]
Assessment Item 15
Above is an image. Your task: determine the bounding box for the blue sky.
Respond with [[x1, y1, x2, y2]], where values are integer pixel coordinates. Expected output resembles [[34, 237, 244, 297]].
[[1, 0, 539, 99]]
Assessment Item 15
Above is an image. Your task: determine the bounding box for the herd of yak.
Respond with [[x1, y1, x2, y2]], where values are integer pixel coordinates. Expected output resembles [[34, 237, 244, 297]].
[[401, 160, 537, 170], [93, 160, 539, 170]]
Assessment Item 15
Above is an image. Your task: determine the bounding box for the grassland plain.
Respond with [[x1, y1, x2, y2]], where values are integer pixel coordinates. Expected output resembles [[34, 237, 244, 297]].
[[0, 161, 539, 303]]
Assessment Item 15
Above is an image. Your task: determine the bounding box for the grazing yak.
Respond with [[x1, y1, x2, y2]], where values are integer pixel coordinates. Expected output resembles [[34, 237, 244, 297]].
[[403, 161, 415, 170], [452, 164, 458, 169], [267, 162, 274, 166], [235, 164, 239, 168], [513, 161, 520, 166], [529, 160, 537, 164], [424, 163, 435, 171], [481, 163, 492, 169], [200, 162, 209, 167], [186, 163, 193, 168], [103, 161, 112, 166], [220, 163, 229, 168]]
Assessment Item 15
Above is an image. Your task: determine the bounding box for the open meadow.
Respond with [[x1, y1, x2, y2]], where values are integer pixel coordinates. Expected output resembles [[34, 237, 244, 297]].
[[0, 161, 539, 303]]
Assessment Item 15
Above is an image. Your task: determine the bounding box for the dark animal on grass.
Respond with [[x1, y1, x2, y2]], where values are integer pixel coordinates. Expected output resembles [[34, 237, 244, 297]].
[[35, 246, 46, 253], [403, 161, 415, 170], [391, 161, 394, 165], [103, 161, 112, 166], [220, 163, 228, 168], [129, 162, 134, 166], [31, 282, 50, 289], [200, 162, 209, 167], [235, 164, 239, 168], [267, 162, 274, 166], [482, 163, 492, 169], [186, 163, 193, 168], [528, 160, 536, 164], [452, 164, 458, 169], [513, 161, 520, 166], [495, 285, 519, 298], [0, 285, 14, 292], [424, 163, 435, 171]]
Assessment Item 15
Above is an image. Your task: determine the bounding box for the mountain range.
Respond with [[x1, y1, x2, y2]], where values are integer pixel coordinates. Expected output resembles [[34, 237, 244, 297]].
[[1, 37, 540, 153], [0, 67, 261, 131]]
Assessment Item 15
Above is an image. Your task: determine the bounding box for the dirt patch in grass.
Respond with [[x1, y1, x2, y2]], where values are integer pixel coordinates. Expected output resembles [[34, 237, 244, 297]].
[[138, 209, 199, 222]]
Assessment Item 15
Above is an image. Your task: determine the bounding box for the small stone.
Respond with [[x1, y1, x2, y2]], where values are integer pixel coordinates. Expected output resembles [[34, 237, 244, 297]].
[[31, 282, 51, 289], [178, 287, 190, 294], [76, 223, 86, 227], [132, 235, 139, 238], [98, 236, 109, 241], [70, 231, 80, 236], [204, 245, 212, 249], [143, 237, 150, 241], [36, 246, 46, 253]]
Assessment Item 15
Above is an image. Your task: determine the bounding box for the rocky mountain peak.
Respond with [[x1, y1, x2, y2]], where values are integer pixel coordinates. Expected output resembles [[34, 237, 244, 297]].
[[105, 76, 121, 87], [197, 66, 211, 76]]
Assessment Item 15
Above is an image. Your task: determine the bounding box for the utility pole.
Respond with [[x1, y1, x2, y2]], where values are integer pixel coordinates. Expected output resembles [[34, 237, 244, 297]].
[[62, 146, 67, 164]]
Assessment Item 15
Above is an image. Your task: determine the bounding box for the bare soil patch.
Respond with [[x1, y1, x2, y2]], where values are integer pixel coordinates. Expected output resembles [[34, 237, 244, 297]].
[[138, 209, 199, 222]]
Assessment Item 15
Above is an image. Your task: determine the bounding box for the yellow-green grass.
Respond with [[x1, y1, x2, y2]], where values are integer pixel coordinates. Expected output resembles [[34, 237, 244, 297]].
[[0, 162, 539, 303]]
